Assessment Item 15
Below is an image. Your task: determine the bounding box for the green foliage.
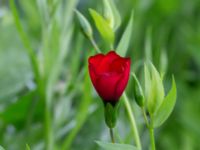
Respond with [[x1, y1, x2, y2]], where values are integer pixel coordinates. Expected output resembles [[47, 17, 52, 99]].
[[116, 12, 133, 57], [153, 76, 177, 128], [89, 9, 115, 47], [96, 141, 137, 150], [0, 0, 200, 149], [144, 63, 165, 114], [103, 0, 121, 31]]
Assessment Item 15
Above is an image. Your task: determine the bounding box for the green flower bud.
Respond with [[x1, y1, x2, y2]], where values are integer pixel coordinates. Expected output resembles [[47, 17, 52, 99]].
[[75, 10, 93, 39], [144, 62, 165, 115], [132, 73, 145, 107]]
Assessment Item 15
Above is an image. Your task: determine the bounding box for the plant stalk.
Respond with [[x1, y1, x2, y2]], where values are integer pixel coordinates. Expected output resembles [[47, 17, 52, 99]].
[[123, 93, 142, 150], [149, 127, 156, 150], [109, 128, 115, 143], [89, 37, 101, 53]]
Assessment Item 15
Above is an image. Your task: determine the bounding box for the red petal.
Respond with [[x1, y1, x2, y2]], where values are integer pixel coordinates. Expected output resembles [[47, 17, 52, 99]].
[[95, 73, 122, 101], [115, 58, 131, 99], [88, 54, 104, 68], [96, 51, 120, 74]]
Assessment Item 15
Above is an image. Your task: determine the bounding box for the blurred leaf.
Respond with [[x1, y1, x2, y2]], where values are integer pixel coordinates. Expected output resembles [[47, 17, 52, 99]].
[[10, 0, 40, 81], [26, 144, 31, 150], [0, 145, 5, 150], [61, 70, 92, 150], [0, 23, 32, 100], [75, 10, 93, 39], [89, 9, 115, 46], [0, 91, 35, 124], [153, 76, 177, 128], [144, 27, 152, 61], [116, 12, 133, 57], [96, 141, 137, 150]]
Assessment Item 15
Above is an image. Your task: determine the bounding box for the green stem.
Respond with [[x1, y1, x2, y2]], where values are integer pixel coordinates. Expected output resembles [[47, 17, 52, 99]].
[[142, 107, 149, 128], [123, 93, 142, 150], [109, 128, 115, 143], [149, 127, 156, 150], [89, 37, 101, 53], [44, 95, 54, 150]]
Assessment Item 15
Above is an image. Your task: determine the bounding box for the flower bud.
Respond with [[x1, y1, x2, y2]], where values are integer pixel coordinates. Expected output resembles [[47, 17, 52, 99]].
[[132, 73, 145, 107], [144, 62, 165, 115], [75, 10, 93, 39]]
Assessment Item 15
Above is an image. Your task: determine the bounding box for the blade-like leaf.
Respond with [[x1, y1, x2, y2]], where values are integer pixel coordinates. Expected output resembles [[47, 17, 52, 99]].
[[89, 9, 115, 46], [153, 76, 177, 128], [116, 12, 133, 57], [96, 141, 138, 150], [75, 10, 93, 39]]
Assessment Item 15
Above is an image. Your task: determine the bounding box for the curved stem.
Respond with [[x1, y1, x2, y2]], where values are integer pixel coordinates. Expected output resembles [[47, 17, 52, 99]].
[[109, 128, 115, 143], [123, 93, 142, 150], [89, 37, 101, 53], [149, 127, 156, 150]]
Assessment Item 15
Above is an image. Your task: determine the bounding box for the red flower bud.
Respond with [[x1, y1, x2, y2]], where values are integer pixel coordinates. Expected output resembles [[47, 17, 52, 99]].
[[88, 51, 131, 104]]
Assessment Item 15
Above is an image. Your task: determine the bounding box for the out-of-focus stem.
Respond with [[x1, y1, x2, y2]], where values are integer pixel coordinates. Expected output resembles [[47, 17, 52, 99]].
[[123, 93, 142, 150], [109, 128, 115, 143], [89, 37, 101, 53]]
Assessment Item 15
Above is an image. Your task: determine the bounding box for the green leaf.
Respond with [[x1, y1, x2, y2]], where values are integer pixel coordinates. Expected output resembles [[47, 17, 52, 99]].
[[0, 145, 5, 150], [153, 76, 177, 128], [89, 8, 115, 46], [103, 0, 121, 31], [75, 10, 93, 39], [96, 141, 138, 150], [26, 144, 31, 150], [116, 12, 133, 57]]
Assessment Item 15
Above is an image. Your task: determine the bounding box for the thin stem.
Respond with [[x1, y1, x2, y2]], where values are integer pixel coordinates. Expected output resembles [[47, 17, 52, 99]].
[[44, 96, 54, 150], [109, 128, 115, 143], [123, 93, 142, 150], [149, 127, 156, 150], [89, 37, 101, 53], [142, 107, 149, 128]]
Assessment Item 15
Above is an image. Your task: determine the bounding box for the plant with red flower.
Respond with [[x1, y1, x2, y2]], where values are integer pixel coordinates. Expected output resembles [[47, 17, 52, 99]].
[[88, 51, 131, 104], [88, 51, 131, 129]]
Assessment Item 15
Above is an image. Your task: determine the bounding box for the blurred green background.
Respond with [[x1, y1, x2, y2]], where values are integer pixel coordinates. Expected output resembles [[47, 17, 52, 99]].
[[0, 0, 200, 150]]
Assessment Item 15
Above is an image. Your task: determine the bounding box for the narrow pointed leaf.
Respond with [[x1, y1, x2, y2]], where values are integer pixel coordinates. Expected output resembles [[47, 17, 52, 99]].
[[96, 141, 138, 150], [116, 12, 133, 57], [153, 76, 177, 128], [89, 9, 114, 45]]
